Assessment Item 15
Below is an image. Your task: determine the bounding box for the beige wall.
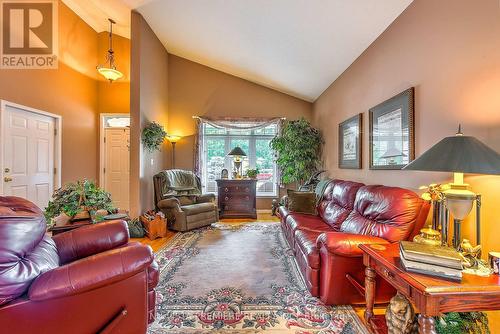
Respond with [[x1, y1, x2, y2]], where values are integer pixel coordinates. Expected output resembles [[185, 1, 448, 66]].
[[0, 2, 131, 185], [313, 0, 500, 256], [168, 55, 313, 209], [130, 12, 169, 217], [97, 32, 130, 115], [168, 55, 312, 171], [0, 2, 99, 184]]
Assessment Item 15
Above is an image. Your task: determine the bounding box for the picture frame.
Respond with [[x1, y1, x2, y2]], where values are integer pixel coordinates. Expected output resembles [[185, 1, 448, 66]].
[[338, 113, 362, 169], [220, 168, 229, 179], [369, 87, 415, 170]]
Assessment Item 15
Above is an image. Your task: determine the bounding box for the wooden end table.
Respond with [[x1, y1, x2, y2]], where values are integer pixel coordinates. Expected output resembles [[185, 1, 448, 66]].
[[48, 214, 130, 235], [360, 243, 500, 334], [47, 219, 94, 235]]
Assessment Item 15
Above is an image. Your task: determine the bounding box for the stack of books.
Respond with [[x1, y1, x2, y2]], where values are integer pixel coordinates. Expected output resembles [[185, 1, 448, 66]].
[[399, 241, 463, 281]]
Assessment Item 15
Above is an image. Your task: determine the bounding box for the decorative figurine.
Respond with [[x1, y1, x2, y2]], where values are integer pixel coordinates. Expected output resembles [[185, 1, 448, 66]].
[[413, 225, 441, 247], [459, 239, 493, 276], [386, 292, 418, 334]]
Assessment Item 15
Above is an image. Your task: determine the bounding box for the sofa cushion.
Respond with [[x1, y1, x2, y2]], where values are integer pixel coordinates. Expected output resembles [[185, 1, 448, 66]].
[[317, 180, 364, 230], [287, 190, 316, 215], [340, 185, 427, 243], [181, 202, 216, 216], [294, 230, 322, 269], [286, 213, 333, 234], [0, 196, 59, 306]]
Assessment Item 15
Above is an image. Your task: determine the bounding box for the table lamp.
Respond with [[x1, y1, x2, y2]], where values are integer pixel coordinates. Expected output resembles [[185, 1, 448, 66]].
[[227, 147, 247, 179], [166, 135, 182, 168], [403, 126, 500, 249]]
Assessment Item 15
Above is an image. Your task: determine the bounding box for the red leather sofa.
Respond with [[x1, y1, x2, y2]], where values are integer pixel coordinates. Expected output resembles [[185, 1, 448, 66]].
[[279, 179, 430, 305], [0, 196, 159, 334]]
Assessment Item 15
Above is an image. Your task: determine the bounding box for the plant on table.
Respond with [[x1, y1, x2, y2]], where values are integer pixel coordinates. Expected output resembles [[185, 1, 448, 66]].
[[246, 168, 259, 179], [142, 121, 167, 152], [44, 179, 114, 226], [270, 117, 323, 188]]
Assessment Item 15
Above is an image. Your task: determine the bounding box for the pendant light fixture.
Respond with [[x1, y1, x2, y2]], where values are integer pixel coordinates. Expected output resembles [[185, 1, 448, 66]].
[[97, 18, 123, 82]]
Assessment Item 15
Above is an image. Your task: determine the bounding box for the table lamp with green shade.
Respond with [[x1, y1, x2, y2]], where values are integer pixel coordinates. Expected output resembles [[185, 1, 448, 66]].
[[403, 125, 500, 249], [227, 146, 247, 179]]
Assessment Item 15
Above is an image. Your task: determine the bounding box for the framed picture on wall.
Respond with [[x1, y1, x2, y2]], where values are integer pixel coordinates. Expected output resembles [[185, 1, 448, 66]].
[[338, 113, 362, 169], [369, 87, 415, 170]]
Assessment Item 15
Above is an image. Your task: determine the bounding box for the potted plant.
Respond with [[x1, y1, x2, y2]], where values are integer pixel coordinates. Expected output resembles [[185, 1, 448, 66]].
[[142, 121, 167, 152], [44, 179, 114, 226], [270, 117, 323, 188], [246, 168, 259, 179]]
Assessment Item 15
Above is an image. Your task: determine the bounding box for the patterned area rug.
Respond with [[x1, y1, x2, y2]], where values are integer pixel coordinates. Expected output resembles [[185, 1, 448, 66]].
[[148, 223, 369, 334]]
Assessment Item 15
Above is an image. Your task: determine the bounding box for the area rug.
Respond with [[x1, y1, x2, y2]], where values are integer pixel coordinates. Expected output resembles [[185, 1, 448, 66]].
[[148, 223, 369, 334]]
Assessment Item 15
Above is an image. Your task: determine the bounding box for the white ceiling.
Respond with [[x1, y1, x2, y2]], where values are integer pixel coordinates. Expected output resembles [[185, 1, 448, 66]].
[[63, 0, 413, 102]]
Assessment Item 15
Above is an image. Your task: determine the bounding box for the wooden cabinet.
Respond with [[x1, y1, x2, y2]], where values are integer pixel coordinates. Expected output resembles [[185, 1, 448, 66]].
[[216, 179, 257, 219]]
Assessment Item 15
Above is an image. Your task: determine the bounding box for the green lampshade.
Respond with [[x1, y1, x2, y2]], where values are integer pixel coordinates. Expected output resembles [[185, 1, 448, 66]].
[[403, 131, 500, 175], [227, 146, 247, 157]]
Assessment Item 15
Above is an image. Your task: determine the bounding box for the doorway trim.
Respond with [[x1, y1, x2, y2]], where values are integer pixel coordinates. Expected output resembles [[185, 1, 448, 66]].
[[0, 100, 62, 195], [99, 113, 130, 188]]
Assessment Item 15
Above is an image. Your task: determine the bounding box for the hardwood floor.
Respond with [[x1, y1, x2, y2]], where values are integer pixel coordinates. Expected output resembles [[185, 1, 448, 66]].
[[132, 212, 279, 252], [135, 213, 500, 332]]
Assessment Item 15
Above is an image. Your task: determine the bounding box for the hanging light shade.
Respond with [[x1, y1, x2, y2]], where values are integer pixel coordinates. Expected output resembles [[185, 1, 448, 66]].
[[97, 18, 123, 82]]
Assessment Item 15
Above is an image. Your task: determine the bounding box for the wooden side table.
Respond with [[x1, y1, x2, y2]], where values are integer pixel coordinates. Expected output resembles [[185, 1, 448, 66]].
[[48, 215, 130, 235], [360, 243, 500, 334], [47, 219, 93, 235], [216, 179, 257, 219]]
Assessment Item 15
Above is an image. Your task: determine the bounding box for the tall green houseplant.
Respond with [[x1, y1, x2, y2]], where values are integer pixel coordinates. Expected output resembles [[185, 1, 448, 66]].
[[270, 118, 323, 187]]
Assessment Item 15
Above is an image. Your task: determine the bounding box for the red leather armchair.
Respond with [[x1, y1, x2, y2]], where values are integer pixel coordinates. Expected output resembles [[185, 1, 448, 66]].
[[0, 196, 159, 334]]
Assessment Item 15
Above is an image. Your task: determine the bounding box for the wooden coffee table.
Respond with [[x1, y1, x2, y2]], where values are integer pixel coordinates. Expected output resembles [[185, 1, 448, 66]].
[[360, 243, 500, 334]]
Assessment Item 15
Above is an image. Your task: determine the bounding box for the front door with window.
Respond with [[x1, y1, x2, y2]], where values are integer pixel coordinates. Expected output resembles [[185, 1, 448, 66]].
[[104, 128, 130, 211], [2, 104, 55, 209]]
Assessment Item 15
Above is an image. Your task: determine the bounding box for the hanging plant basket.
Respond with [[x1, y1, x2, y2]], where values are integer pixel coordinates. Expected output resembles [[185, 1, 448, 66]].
[[142, 122, 167, 152]]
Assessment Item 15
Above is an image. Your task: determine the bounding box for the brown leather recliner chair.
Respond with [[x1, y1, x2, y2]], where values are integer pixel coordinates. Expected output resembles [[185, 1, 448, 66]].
[[0, 196, 159, 334], [153, 169, 218, 232]]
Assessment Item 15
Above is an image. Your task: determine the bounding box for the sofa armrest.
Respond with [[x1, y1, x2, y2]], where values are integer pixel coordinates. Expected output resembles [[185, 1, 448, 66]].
[[53, 220, 129, 265], [157, 197, 181, 210], [28, 243, 154, 301], [197, 193, 216, 203], [317, 232, 389, 257]]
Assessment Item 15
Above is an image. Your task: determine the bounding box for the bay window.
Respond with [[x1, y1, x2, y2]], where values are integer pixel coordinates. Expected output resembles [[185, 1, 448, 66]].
[[201, 121, 278, 197]]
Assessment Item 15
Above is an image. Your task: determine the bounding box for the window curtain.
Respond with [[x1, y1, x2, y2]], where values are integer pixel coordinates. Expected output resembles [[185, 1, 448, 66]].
[[193, 116, 283, 179]]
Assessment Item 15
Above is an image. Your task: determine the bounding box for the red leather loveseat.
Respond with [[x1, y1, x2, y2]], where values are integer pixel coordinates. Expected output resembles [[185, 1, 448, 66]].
[[0, 196, 159, 334], [279, 179, 430, 305]]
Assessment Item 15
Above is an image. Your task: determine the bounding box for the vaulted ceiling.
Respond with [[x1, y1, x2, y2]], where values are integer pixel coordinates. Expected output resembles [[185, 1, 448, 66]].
[[63, 0, 413, 101]]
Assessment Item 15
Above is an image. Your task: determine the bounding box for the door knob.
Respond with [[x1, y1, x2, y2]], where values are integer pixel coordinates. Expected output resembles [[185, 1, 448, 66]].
[[4, 176, 12, 182]]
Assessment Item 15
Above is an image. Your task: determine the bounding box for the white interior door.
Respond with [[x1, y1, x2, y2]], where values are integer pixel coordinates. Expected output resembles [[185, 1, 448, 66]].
[[2, 105, 55, 209], [104, 128, 130, 211]]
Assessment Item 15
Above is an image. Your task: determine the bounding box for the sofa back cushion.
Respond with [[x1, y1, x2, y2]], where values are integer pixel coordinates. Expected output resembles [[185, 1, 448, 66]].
[[0, 196, 59, 305], [317, 179, 364, 231], [340, 185, 427, 243]]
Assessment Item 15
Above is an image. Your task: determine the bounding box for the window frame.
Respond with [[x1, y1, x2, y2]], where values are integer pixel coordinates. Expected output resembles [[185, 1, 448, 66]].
[[201, 123, 278, 197]]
